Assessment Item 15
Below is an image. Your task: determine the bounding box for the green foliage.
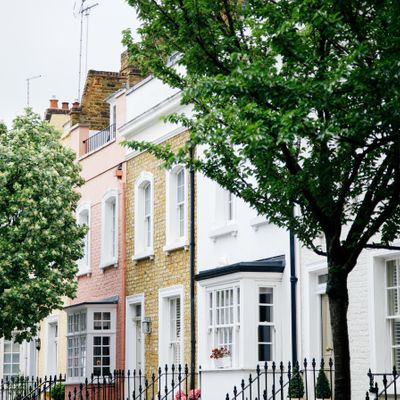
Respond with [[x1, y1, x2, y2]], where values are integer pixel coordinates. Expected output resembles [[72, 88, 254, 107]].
[[288, 364, 304, 399], [50, 383, 65, 400], [316, 368, 331, 399], [0, 111, 85, 341], [123, 0, 400, 271]]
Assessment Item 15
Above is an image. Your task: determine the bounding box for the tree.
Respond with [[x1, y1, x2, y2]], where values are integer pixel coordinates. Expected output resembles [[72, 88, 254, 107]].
[[0, 111, 85, 341], [123, 1, 400, 398]]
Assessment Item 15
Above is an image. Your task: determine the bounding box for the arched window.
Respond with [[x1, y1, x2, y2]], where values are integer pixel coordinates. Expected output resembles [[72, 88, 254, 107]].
[[101, 190, 118, 268], [133, 172, 154, 260], [165, 166, 187, 252], [77, 203, 90, 274]]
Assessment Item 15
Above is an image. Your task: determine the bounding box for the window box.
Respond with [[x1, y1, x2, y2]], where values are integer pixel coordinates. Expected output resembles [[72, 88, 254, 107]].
[[214, 356, 232, 369]]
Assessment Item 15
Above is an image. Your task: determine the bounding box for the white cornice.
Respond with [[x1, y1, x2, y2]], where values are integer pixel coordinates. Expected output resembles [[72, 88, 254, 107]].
[[119, 91, 183, 140]]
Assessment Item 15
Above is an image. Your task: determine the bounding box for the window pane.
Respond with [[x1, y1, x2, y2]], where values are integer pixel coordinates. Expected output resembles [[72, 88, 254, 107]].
[[258, 326, 272, 343], [388, 260, 398, 287], [258, 344, 272, 362], [259, 305, 273, 322], [388, 289, 399, 316]]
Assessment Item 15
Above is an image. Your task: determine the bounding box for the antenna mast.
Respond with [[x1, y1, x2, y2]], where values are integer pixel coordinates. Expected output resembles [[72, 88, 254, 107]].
[[76, 0, 98, 101], [26, 75, 42, 108]]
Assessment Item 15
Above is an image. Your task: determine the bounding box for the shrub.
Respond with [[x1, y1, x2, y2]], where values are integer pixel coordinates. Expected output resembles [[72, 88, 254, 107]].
[[288, 365, 304, 399], [315, 368, 331, 399], [50, 383, 65, 400]]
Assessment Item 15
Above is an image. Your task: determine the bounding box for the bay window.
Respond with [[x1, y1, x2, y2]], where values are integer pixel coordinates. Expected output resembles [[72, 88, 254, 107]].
[[66, 306, 116, 381], [258, 287, 274, 362], [208, 286, 240, 366]]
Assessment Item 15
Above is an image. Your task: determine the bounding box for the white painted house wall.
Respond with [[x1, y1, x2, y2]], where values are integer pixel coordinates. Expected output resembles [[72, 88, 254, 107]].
[[196, 169, 294, 399]]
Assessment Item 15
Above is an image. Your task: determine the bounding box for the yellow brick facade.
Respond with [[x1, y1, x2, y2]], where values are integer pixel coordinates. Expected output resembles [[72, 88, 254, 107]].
[[125, 131, 192, 376]]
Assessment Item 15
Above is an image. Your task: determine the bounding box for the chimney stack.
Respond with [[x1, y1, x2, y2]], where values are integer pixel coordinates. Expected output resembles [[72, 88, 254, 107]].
[[49, 97, 59, 109], [61, 102, 69, 111]]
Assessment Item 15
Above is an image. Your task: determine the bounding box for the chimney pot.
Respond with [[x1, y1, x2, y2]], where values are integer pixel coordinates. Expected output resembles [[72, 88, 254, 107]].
[[71, 101, 80, 110], [49, 98, 59, 109], [62, 102, 69, 111]]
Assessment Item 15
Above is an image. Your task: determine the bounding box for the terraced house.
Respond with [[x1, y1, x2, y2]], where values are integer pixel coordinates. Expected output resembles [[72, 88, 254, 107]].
[[116, 63, 194, 387]]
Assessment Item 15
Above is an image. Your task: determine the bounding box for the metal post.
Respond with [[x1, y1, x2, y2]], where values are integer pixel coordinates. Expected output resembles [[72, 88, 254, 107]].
[[290, 223, 298, 364], [189, 146, 196, 391]]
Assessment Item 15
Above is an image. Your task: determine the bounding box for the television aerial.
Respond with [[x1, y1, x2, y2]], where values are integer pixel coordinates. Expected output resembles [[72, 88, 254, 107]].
[[74, 0, 99, 100]]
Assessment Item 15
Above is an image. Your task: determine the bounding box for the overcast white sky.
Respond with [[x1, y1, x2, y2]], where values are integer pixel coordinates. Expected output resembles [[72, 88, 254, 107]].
[[0, 0, 138, 127]]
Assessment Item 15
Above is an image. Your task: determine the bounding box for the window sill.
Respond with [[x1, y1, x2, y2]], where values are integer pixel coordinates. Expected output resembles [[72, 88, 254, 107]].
[[200, 366, 248, 373], [250, 216, 268, 231], [132, 250, 155, 263], [100, 258, 118, 270], [76, 268, 91, 278], [163, 240, 189, 254], [209, 224, 238, 242]]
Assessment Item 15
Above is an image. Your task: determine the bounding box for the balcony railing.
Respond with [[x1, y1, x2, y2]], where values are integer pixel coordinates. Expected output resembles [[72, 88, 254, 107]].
[[83, 124, 116, 154]]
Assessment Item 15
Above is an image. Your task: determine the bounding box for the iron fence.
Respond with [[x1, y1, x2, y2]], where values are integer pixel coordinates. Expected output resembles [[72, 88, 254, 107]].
[[366, 367, 400, 399], [1, 375, 65, 400], [225, 358, 334, 400], [83, 124, 116, 154]]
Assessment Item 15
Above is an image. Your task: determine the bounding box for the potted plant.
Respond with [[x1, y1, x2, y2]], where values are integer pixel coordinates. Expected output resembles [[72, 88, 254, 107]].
[[175, 388, 201, 400], [288, 364, 304, 399], [209, 347, 231, 368], [316, 368, 331, 399]]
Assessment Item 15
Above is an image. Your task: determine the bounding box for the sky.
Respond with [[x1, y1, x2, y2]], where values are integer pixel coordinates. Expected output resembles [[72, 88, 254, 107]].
[[0, 0, 138, 127]]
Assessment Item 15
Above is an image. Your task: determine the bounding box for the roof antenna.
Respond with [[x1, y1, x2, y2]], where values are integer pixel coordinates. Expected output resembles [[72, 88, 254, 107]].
[[26, 75, 42, 108], [75, 0, 99, 101]]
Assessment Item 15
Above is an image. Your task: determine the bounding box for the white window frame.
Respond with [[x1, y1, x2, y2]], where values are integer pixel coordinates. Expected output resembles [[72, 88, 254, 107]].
[[198, 273, 283, 370], [100, 189, 119, 269], [208, 185, 238, 241], [133, 172, 154, 261], [206, 283, 240, 369], [159, 286, 184, 366], [257, 287, 275, 362], [164, 166, 188, 253], [66, 306, 116, 383], [76, 203, 91, 275]]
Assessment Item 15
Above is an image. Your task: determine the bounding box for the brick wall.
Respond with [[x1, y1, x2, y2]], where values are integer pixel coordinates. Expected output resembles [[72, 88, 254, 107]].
[[125, 131, 193, 376], [77, 71, 127, 131]]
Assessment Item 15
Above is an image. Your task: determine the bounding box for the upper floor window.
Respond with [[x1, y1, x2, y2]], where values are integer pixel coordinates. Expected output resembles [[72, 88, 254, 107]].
[[101, 190, 118, 268], [77, 204, 90, 274], [165, 167, 187, 250], [134, 172, 154, 260]]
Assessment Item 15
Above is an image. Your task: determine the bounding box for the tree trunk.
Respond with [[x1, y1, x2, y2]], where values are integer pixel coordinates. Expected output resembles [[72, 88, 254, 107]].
[[327, 269, 351, 400]]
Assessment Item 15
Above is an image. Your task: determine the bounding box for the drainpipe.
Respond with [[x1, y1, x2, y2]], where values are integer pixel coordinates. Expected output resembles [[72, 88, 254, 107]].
[[189, 146, 196, 391], [290, 226, 298, 365]]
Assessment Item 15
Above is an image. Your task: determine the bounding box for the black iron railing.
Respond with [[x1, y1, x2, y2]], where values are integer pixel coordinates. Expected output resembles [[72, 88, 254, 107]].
[[366, 367, 400, 399], [1, 375, 65, 400], [83, 124, 116, 154], [225, 358, 334, 400], [64, 366, 200, 400]]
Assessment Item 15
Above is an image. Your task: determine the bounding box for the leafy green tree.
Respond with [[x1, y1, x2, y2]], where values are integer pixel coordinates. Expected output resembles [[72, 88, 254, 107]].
[[123, 1, 400, 398], [0, 111, 85, 341]]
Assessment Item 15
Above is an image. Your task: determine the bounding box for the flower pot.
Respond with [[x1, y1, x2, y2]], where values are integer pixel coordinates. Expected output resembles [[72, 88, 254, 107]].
[[214, 356, 231, 368]]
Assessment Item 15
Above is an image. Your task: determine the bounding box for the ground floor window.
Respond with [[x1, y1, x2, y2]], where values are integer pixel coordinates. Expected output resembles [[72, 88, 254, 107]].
[[169, 297, 181, 365], [3, 340, 21, 380], [66, 306, 116, 380], [387, 259, 400, 369], [208, 286, 240, 365], [258, 287, 274, 362]]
